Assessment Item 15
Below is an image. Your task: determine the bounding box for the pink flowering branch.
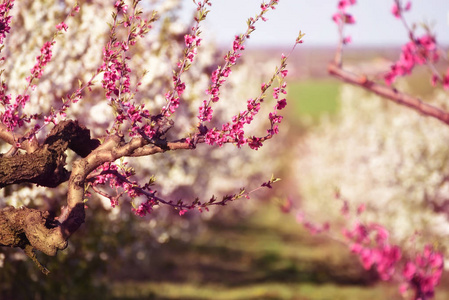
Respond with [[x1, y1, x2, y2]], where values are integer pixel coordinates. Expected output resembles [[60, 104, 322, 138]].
[[328, 0, 449, 128], [81, 130, 282, 216], [161, 0, 210, 118], [0, 0, 13, 46], [0, 0, 16, 132], [332, 0, 356, 65], [197, 0, 280, 124], [0, 2, 80, 145], [100, 0, 157, 136], [385, 0, 448, 88], [87, 162, 280, 216], [284, 192, 444, 300], [202, 47, 298, 149], [197, 28, 304, 150], [328, 64, 449, 125]]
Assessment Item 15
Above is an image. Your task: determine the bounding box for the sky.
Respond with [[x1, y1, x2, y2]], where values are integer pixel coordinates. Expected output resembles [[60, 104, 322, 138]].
[[179, 0, 449, 48]]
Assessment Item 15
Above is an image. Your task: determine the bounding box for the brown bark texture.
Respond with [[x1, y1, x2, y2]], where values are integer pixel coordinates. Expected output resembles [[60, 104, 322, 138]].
[[0, 120, 98, 273]]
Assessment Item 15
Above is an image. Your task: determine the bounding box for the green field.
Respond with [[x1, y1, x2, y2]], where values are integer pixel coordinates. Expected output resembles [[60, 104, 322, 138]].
[[286, 79, 340, 126]]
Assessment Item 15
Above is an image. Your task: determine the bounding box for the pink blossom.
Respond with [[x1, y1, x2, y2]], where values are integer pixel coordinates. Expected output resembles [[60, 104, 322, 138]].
[[385, 34, 439, 86], [332, 13, 342, 24], [72, 4, 80, 15], [404, 1, 412, 11], [56, 22, 68, 31], [30, 41, 55, 79], [360, 248, 374, 269], [343, 14, 355, 24], [403, 262, 417, 280], [133, 202, 153, 217], [0, 1, 14, 45], [356, 203, 366, 215], [373, 224, 389, 243], [276, 98, 287, 110], [248, 136, 263, 150], [44, 115, 54, 124], [338, 0, 357, 11], [350, 243, 363, 254], [198, 101, 213, 122], [343, 36, 352, 44], [296, 212, 305, 223], [391, 4, 401, 18], [399, 283, 409, 296], [114, 0, 128, 13], [184, 34, 195, 47]]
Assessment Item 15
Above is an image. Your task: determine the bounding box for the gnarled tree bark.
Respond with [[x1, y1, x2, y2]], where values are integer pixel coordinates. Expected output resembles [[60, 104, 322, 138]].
[[0, 118, 194, 273], [0, 120, 98, 273]]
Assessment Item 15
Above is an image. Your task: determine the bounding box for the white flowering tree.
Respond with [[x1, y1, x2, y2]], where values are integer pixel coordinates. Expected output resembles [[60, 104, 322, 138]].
[[0, 0, 302, 274]]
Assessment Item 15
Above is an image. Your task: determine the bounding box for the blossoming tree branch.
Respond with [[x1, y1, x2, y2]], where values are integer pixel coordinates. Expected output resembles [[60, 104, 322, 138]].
[[0, 0, 302, 273], [328, 0, 449, 125]]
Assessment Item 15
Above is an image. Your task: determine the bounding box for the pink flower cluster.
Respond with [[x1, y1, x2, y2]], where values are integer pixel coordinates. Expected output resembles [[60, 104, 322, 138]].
[[133, 200, 156, 217], [201, 52, 290, 151], [90, 161, 159, 216], [29, 41, 55, 81], [296, 193, 445, 299], [100, 1, 156, 133], [332, 0, 356, 45], [114, 0, 128, 14], [344, 221, 444, 299], [197, 0, 279, 123], [400, 246, 444, 299], [0, 0, 13, 45], [197, 35, 246, 122], [184, 34, 201, 50], [385, 34, 440, 86], [293, 186, 446, 300], [162, 1, 209, 118], [391, 1, 411, 19], [268, 77, 288, 136], [91, 162, 149, 209], [101, 38, 131, 101], [1, 101, 26, 130], [194, 1, 292, 151], [341, 201, 444, 298], [56, 22, 68, 32], [344, 221, 402, 280], [89, 160, 281, 218], [384, 1, 449, 90], [261, 0, 279, 12], [0, 82, 15, 130], [204, 95, 261, 148], [0, 1, 80, 132], [332, 0, 356, 25]]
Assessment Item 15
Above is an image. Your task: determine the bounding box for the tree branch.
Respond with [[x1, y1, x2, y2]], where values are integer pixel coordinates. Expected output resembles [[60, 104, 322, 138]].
[[0, 123, 39, 154], [0, 120, 100, 188], [328, 62, 449, 126], [0, 120, 98, 273]]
